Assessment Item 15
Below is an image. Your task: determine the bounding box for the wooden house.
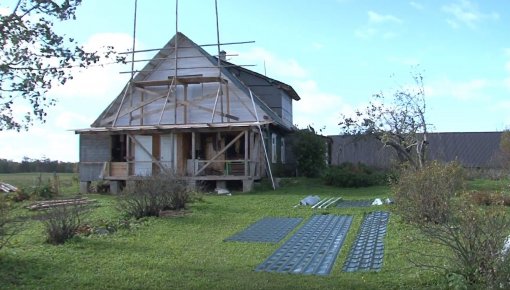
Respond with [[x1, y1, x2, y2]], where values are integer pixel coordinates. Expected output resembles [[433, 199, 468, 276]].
[[75, 32, 300, 193]]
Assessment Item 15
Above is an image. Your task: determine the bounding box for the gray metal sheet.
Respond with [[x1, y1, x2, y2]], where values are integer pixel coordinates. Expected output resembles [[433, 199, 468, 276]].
[[224, 217, 303, 243], [343, 211, 390, 272], [256, 215, 353, 276], [336, 200, 373, 208]]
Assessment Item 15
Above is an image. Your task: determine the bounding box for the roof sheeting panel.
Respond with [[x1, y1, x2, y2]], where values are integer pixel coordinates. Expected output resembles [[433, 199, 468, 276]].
[[255, 215, 352, 276], [224, 217, 303, 243]]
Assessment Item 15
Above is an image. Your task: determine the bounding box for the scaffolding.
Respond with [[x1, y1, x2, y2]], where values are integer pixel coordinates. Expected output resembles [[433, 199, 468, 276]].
[[89, 0, 276, 190]]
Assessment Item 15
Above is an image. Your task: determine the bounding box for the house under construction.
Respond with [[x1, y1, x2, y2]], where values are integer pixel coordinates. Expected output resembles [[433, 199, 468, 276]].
[[75, 32, 300, 193]]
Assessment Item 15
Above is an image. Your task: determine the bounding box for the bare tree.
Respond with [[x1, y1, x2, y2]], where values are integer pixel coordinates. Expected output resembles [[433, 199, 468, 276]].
[[339, 72, 428, 169]]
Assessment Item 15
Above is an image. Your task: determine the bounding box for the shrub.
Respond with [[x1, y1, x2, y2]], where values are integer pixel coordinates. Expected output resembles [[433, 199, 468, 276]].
[[469, 191, 510, 207], [43, 203, 87, 245], [323, 162, 388, 188], [395, 161, 510, 287], [8, 189, 31, 202], [118, 173, 196, 219], [28, 180, 57, 200], [392, 160, 464, 224], [410, 202, 510, 288], [469, 191, 495, 206], [290, 126, 327, 178]]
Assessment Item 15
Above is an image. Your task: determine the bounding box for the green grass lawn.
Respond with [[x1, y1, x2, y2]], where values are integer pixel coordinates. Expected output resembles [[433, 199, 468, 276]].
[[3, 175, 506, 289]]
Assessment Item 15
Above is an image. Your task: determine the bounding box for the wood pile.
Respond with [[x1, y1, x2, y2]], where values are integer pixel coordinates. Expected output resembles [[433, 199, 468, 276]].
[[0, 182, 18, 193], [27, 197, 96, 211]]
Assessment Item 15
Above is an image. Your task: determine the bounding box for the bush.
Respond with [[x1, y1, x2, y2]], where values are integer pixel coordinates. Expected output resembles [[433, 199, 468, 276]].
[[118, 173, 196, 219], [410, 202, 510, 288], [290, 126, 327, 178], [393, 161, 464, 224], [43, 203, 87, 245], [395, 161, 510, 287], [468, 191, 510, 207], [323, 162, 388, 187], [8, 189, 31, 202]]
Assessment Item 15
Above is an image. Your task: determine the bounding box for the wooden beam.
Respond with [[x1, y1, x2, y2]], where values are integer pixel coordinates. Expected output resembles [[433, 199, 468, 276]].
[[195, 131, 245, 176], [179, 100, 240, 121], [183, 84, 188, 123], [191, 131, 196, 176], [135, 86, 164, 97], [100, 94, 167, 126], [226, 84, 230, 123], [231, 88, 257, 119], [127, 135, 169, 174], [158, 82, 174, 125], [133, 76, 228, 87], [244, 130, 249, 177], [118, 41, 255, 54]]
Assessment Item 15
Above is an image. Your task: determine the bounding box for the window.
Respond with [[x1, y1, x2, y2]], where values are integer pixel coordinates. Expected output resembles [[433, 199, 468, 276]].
[[271, 133, 277, 163]]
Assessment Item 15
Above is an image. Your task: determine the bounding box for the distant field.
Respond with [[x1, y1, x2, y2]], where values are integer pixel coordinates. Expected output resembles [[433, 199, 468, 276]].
[[0, 172, 78, 194]]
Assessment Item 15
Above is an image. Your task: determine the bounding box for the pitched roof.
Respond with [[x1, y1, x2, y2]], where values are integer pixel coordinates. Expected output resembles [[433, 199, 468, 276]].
[[90, 32, 296, 130], [219, 58, 300, 101]]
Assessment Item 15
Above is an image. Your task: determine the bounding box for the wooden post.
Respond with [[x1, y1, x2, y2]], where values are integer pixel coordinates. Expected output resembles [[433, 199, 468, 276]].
[[191, 131, 196, 176], [184, 84, 188, 123], [140, 91, 144, 125], [195, 130, 244, 176], [244, 130, 249, 178], [174, 84, 178, 124], [226, 84, 230, 123], [126, 134, 132, 175], [220, 84, 224, 123]]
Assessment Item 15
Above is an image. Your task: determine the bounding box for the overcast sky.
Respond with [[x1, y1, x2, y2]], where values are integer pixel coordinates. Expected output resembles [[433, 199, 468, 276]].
[[1, 0, 509, 162]]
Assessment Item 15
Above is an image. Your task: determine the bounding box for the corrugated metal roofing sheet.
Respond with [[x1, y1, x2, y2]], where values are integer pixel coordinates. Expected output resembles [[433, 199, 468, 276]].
[[224, 217, 302, 243], [256, 215, 352, 276], [343, 211, 390, 272], [336, 200, 374, 208]]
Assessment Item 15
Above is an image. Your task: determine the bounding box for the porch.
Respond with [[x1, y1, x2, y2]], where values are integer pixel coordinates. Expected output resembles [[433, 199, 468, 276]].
[[78, 126, 266, 193]]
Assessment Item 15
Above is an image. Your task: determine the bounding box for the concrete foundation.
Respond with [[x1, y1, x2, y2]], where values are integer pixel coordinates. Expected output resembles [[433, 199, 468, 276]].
[[243, 179, 254, 192], [109, 181, 122, 194], [79, 181, 91, 194]]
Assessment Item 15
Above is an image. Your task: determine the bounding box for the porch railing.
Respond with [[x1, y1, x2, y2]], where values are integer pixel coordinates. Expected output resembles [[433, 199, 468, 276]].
[[98, 159, 259, 179]]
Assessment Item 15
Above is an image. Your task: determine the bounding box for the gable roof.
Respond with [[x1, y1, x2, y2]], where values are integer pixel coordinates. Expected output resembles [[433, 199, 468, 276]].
[[218, 58, 300, 101], [90, 32, 296, 131]]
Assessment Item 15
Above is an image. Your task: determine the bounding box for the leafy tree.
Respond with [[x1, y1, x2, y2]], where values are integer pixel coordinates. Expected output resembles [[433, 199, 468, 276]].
[[0, 0, 122, 131], [339, 71, 428, 169], [290, 126, 327, 177]]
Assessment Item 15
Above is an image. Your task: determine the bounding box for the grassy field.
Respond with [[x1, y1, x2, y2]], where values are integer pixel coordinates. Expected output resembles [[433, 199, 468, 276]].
[[0, 174, 508, 289], [0, 172, 78, 195]]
